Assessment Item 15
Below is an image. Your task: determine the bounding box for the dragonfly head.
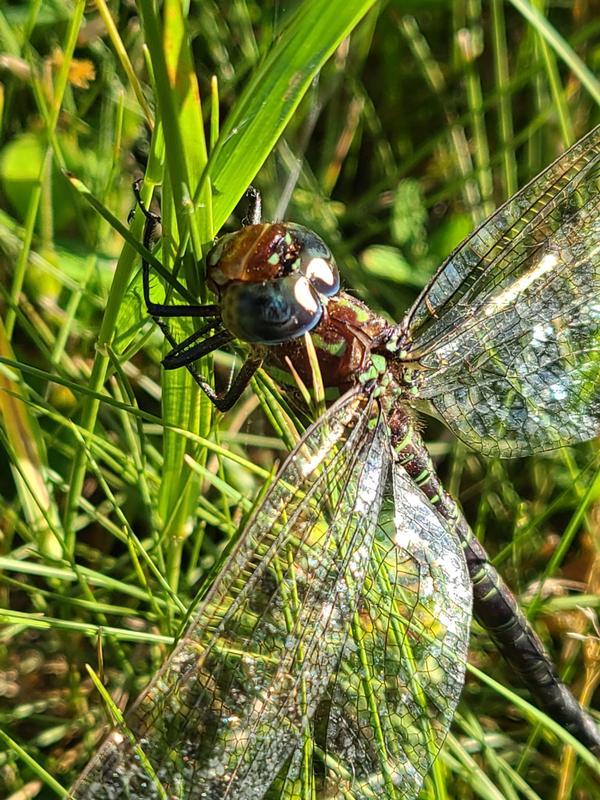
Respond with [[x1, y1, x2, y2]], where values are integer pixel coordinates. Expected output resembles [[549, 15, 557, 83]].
[[206, 223, 340, 344]]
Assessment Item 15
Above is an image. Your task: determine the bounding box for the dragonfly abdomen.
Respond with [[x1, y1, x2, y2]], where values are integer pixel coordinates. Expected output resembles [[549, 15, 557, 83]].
[[390, 414, 600, 756]]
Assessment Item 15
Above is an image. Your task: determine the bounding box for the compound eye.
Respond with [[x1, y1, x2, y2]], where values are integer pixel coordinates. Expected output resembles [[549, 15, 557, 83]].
[[282, 223, 340, 297], [221, 275, 323, 344], [305, 256, 340, 297]]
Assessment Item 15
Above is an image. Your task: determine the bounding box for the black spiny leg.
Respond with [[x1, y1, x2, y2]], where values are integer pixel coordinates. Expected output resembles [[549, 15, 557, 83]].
[[155, 317, 262, 412], [132, 179, 221, 319], [163, 328, 233, 370], [132, 179, 263, 411], [160, 321, 227, 369]]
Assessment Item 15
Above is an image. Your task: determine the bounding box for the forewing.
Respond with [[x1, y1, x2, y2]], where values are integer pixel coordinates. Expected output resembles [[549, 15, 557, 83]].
[[276, 459, 472, 799], [404, 126, 599, 456], [70, 388, 389, 800]]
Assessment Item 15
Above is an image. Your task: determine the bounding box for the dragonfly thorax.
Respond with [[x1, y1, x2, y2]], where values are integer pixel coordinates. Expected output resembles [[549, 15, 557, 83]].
[[206, 223, 340, 344], [268, 291, 392, 397]]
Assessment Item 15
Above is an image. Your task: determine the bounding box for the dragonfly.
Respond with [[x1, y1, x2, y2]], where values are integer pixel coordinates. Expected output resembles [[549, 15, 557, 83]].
[[71, 125, 600, 799]]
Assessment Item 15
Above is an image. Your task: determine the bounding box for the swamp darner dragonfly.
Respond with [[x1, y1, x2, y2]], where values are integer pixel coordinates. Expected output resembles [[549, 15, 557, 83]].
[[71, 125, 600, 799]]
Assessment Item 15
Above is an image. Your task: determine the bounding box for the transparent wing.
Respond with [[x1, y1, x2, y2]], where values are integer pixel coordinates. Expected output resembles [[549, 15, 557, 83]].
[[274, 461, 472, 800], [403, 126, 600, 456], [70, 388, 390, 800]]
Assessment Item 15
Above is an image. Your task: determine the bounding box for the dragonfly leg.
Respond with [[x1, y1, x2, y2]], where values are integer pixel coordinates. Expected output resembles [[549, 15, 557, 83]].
[[161, 322, 226, 369], [132, 180, 262, 411], [162, 329, 233, 370], [149, 296, 262, 411], [132, 179, 221, 319], [186, 351, 263, 412]]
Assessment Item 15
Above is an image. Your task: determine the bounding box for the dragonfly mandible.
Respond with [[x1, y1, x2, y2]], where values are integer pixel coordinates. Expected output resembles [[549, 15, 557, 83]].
[[71, 125, 600, 799]]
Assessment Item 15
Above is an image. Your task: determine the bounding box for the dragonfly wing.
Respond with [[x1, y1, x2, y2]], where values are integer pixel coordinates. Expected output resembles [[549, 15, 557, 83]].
[[70, 388, 390, 800], [277, 459, 472, 799], [403, 126, 600, 456]]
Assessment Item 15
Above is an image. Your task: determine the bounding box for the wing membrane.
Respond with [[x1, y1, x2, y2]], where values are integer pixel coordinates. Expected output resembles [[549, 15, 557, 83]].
[[404, 126, 600, 456], [70, 388, 389, 800], [71, 391, 471, 800], [274, 461, 471, 800]]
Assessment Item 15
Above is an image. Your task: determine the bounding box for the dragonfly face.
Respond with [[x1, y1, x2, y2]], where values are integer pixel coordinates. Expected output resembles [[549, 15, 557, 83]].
[[206, 222, 341, 344], [206, 221, 399, 396]]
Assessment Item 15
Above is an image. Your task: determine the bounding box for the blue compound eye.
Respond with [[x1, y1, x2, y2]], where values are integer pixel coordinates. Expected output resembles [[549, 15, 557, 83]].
[[282, 224, 340, 297], [220, 274, 323, 344], [304, 255, 340, 297]]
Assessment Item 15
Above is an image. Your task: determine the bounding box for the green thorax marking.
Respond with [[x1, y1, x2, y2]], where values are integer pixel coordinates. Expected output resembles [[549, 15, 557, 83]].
[[337, 297, 372, 323], [358, 353, 387, 385], [311, 334, 347, 358]]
